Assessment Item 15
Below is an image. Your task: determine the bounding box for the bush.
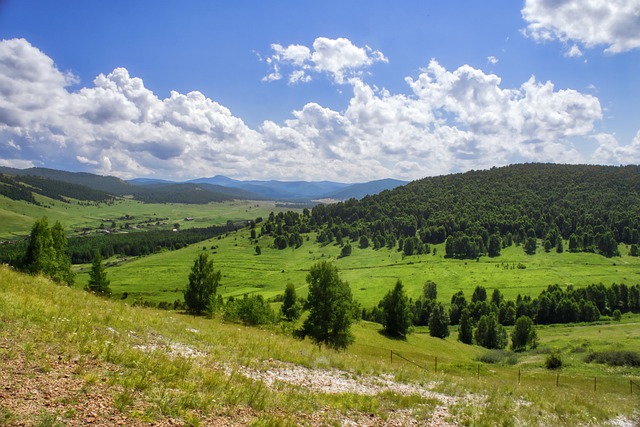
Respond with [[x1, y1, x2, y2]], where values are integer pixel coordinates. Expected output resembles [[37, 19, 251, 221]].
[[584, 351, 640, 367], [224, 294, 276, 326], [545, 352, 563, 370], [612, 309, 622, 321], [477, 350, 510, 364]]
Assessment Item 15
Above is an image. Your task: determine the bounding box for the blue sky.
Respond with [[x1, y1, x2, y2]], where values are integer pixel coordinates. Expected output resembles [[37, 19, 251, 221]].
[[0, 1, 639, 182]]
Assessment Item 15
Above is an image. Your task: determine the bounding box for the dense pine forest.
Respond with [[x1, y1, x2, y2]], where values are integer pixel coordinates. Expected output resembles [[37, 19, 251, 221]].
[[307, 164, 640, 259]]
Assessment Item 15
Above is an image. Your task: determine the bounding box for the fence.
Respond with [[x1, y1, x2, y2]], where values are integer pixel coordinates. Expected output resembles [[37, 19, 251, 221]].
[[389, 350, 640, 396]]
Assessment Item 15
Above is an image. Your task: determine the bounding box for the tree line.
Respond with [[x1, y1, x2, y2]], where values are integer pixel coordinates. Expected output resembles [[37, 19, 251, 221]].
[[0, 222, 241, 265]]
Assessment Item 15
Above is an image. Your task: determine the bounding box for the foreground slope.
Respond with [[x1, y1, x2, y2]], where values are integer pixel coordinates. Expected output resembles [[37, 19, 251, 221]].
[[1, 266, 638, 426]]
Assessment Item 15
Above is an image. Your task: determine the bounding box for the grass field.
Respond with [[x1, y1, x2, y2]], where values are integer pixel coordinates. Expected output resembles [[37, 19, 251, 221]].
[[0, 196, 294, 239], [74, 223, 640, 310], [1, 266, 638, 426]]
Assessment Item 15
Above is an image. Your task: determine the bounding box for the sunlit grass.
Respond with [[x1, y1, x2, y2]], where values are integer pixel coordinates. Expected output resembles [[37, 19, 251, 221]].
[[2, 265, 639, 425]]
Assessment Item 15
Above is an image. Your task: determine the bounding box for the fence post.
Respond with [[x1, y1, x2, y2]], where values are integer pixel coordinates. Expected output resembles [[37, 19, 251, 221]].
[[477, 363, 480, 379], [390, 350, 393, 365], [518, 368, 521, 385]]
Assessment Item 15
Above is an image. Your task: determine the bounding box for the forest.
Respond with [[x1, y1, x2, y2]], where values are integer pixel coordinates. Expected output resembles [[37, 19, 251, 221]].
[[304, 164, 640, 259]]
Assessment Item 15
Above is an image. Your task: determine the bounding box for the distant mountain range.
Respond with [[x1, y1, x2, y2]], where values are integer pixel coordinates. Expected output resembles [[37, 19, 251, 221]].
[[0, 166, 407, 204]]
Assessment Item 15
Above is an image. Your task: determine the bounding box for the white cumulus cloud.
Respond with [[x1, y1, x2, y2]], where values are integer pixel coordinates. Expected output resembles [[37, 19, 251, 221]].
[[262, 37, 388, 85], [522, 0, 640, 54], [0, 38, 620, 182]]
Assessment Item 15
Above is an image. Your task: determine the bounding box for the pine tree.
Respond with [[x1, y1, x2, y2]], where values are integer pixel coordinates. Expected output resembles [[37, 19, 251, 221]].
[[428, 302, 450, 338], [457, 308, 473, 344], [511, 315, 537, 351], [281, 283, 301, 321], [184, 253, 221, 315], [86, 250, 111, 297], [380, 279, 413, 337], [299, 261, 354, 350], [51, 220, 74, 285]]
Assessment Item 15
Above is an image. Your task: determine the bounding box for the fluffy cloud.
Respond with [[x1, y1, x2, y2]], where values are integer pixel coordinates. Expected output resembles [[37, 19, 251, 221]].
[[0, 38, 618, 182], [522, 0, 640, 53], [263, 37, 388, 84], [592, 131, 640, 164]]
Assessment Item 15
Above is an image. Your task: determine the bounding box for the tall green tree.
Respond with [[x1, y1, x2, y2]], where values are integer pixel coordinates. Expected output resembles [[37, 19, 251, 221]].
[[380, 280, 413, 337], [184, 253, 221, 315], [457, 308, 473, 344], [86, 250, 111, 296], [428, 302, 450, 338], [281, 283, 301, 321], [474, 313, 507, 349], [299, 261, 355, 350], [23, 217, 56, 276], [51, 220, 74, 285], [511, 315, 537, 352], [22, 217, 74, 285]]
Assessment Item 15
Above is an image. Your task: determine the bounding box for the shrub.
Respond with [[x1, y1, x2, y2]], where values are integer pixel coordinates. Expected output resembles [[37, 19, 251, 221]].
[[224, 294, 276, 326], [584, 351, 640, 367], [545, 352, 563, 370], [612, 309, 622, 321]]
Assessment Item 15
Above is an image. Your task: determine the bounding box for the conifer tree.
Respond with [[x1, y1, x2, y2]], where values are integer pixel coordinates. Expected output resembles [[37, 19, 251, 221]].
[[299, 261, 354, 350], [184, 253, 221, 315], [86, 250, 111, 296], [380, 279, 412, 337], [428, 302, 450, 338], [281, 283, 301, 321]]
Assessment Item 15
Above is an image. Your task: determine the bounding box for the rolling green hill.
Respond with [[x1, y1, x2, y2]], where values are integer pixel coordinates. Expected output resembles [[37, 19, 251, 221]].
[[1, 265, 638, 426], [311, 163, 640, 258]]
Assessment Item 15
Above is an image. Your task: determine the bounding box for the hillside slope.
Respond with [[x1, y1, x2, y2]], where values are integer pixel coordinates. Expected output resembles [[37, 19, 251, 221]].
[[1, 266, 637, 426], [312, 163, 640, 257]]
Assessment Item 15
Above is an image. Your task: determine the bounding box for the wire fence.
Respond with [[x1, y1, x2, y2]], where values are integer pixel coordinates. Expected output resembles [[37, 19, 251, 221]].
[[389, 350, 640, 396]]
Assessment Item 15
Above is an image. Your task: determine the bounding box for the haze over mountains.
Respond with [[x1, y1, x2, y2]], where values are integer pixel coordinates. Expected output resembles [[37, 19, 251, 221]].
[[0, 166, 407, 203]]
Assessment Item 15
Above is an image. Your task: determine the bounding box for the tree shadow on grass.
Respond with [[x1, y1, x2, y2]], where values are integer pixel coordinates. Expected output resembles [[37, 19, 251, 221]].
[[377, 329, 408, 341]]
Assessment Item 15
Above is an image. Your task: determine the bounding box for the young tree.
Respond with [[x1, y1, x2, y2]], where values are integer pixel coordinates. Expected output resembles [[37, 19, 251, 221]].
[[50, 220, 74, 285], [524, 237, 537, 255], [86, 250, 111, 297], [428, 302, 450, 338], [184, 253, 221, 315], [340, 243, 352, 258], [511, 315, 537, 352], [281, 283, 301, 321], [23, 217, 56, 277], [423, 280, 438, 300], [487, 234, 501, 257], [22, 217, 74, 285], [380, 280, 413, 337], [457, 308, 473, 344], [299, 261, 355, 350], [474, 313, 507, 349]]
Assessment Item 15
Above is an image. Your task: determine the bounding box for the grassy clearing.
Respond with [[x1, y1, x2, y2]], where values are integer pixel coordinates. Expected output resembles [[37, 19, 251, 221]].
[[0, 196, 292, 239], [1, 266, 638, 426], [78, 223, 640, 309]]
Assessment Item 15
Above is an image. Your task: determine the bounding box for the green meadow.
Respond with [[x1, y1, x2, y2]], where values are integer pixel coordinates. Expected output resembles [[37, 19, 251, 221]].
[[1, 266, 638, 425], [0, 196, 292, 239], [75, 222, 640, 309]]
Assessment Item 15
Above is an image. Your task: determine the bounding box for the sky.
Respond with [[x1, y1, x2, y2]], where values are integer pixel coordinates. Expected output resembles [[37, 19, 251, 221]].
[[0, 0, 639, 183]]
